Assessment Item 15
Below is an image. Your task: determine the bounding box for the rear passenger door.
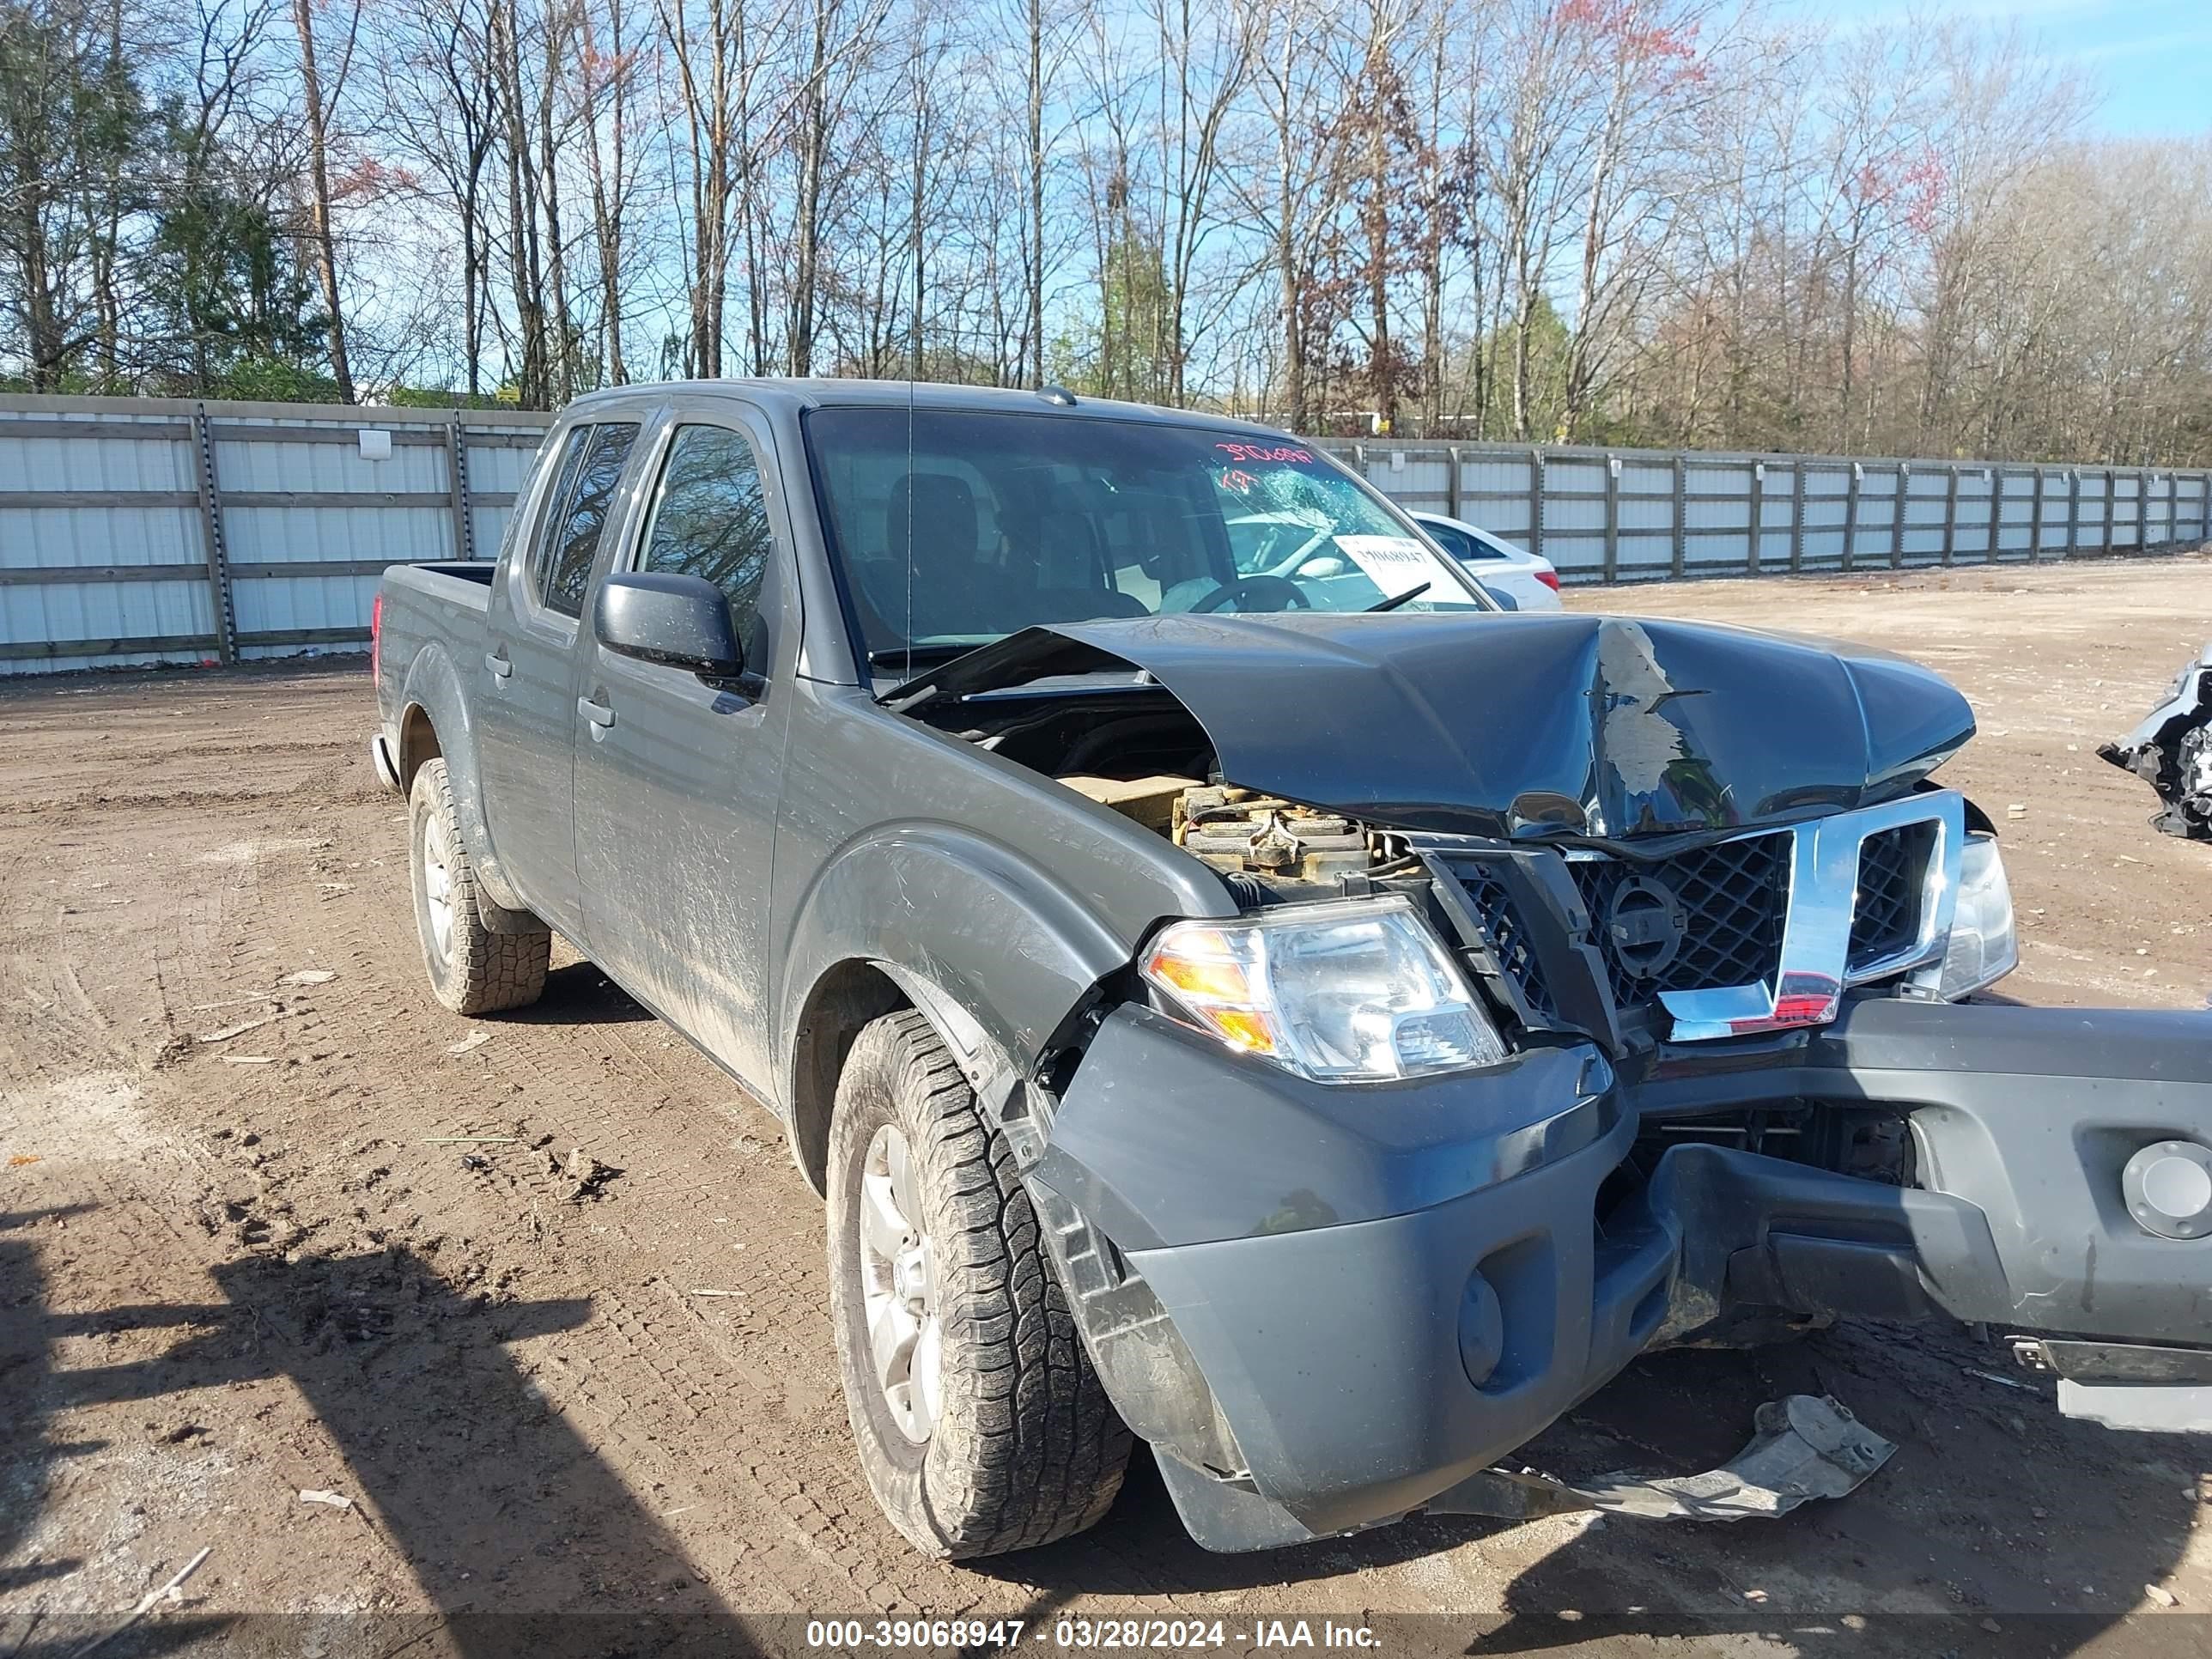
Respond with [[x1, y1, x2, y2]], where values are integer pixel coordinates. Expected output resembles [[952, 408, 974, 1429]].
[[478, 417, 643, 940], [571, 407, 794, 1091]]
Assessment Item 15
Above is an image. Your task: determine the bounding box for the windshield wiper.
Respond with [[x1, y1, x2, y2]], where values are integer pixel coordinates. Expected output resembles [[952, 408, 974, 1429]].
[[1364, 582, 1430, 613]]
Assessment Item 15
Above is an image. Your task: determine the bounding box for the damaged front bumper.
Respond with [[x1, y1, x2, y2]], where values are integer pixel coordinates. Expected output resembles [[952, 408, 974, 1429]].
[[1028, 996, 2212, 1552]]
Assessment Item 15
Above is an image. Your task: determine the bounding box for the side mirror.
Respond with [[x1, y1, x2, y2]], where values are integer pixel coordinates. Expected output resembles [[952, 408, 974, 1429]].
[[593, 571, 744, 678]]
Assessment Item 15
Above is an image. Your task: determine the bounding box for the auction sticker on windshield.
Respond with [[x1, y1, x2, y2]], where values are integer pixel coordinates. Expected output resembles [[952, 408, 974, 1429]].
[[1334, 533, 1435, 588]]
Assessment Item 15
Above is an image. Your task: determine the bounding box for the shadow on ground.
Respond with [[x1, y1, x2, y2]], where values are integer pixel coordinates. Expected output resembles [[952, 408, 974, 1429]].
[[5, 1205, 2203, 1658], [497, 961, 654, 1028], [987, 1318, 2206, 1656], [0, 1222, 777, 1656]]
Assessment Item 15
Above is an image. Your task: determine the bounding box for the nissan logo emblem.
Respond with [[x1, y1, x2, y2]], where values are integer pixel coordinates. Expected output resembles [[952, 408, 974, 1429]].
[[1604, 877, 1686, 977]]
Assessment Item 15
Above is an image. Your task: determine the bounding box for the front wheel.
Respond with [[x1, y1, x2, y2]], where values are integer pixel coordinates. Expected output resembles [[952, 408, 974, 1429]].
[[407, 758, 550, 1015], [826, 1009, 1131, 1558]]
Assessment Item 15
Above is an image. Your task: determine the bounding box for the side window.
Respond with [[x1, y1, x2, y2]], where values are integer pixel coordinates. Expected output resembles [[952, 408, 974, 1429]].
[[637, 424, 776, 666], [525, 425, 593, 592], [540, 422, 641, 617], [1423, 521, 1481, 562]]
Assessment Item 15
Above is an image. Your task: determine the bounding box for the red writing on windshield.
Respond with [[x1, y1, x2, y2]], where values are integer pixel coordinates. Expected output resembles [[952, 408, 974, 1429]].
[[1215, 441, 1314, 464]]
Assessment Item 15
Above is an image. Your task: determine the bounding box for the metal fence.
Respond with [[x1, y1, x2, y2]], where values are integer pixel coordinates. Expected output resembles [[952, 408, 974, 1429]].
[[0, 396, 553, 675], [1319, 441, 2212, 585], [3, 393, 2206, 676]]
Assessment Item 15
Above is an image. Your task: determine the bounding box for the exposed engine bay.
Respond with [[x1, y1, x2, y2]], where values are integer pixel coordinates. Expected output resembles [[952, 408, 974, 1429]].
[[1060, 776, 1402, 886]]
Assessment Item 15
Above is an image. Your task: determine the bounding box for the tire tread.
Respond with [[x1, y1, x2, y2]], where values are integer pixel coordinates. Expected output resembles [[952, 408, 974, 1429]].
[[831, 1009, 1130, 1558], [409, 760, 550, 1016]]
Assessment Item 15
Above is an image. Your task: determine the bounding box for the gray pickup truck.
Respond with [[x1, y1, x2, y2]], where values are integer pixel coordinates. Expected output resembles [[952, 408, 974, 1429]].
[[372, 379, 2212, 1559]]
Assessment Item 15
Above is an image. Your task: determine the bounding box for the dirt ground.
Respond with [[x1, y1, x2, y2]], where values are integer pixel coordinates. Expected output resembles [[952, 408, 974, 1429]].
[[3, 556, 2210, 1659]]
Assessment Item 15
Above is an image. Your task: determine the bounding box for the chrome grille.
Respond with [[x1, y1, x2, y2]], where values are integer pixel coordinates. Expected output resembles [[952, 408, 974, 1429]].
[[1847, 822, 1936, 970], [1570, 834, 1791, 1007]]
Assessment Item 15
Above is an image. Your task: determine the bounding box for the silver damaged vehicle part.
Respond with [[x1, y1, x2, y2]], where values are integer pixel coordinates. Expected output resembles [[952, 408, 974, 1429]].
[[2100, 642, 2212, 839]]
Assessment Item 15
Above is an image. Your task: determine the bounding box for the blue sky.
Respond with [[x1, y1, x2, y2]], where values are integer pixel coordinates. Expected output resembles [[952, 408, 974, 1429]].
[[1774, 0, 2211, 137]]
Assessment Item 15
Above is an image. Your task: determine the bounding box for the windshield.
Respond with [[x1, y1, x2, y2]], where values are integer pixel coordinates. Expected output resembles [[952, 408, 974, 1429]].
[[804, 407, 1489, 662]]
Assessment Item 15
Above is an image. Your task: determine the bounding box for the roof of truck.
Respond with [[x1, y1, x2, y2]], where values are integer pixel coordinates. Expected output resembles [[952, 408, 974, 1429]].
[[557, 377, 1301, 440]]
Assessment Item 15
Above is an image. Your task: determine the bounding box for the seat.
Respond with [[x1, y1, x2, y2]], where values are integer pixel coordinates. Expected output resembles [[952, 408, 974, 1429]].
[[864, 474, 988, 639]]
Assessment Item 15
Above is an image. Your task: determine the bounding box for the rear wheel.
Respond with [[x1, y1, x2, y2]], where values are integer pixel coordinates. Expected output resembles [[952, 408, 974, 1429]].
[[826, 1009, 1130, 1558], [407, 758, 550, 1015]]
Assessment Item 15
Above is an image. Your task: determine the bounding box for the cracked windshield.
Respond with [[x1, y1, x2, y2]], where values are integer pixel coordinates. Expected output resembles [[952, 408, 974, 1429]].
[[805, 405, 1486, 663]]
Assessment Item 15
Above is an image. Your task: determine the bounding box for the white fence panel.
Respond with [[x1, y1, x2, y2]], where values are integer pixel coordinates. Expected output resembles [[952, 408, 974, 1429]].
[[3, 398, 2208, 675], [0, 397, 555, 674]]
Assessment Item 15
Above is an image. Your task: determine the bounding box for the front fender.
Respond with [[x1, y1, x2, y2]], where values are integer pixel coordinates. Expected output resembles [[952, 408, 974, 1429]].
[[398, 642, 527, 915], [775, 821, 1144, 1109]]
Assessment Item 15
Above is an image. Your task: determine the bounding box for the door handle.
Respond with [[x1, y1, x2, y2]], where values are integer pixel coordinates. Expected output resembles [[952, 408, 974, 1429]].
[[577, 696, 615, 730], [484, 648, 513, 680]]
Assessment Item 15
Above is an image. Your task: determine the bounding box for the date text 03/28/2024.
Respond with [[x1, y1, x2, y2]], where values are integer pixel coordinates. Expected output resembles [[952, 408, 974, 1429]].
[[803, 1619, 1383, 1650]]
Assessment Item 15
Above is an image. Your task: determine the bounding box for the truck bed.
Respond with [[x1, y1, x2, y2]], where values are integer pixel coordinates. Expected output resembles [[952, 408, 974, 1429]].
[[375, 562, 496, 734]]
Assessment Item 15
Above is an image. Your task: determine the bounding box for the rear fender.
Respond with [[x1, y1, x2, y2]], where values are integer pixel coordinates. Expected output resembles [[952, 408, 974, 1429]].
[[397, 643, 531, 916]]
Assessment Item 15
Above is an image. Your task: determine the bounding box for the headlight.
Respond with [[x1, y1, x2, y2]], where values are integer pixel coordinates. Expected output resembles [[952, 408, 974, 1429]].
[[1138, 897, 1507, 1082], [1935, 832, 2017, 1000]]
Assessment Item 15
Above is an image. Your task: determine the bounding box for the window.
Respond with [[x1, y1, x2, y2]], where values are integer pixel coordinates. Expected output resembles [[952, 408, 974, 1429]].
[[526, 425, 593, 593], [539, 422, 640, 617], [637, 424, 776, 662], [1424, 521, 1502, 562], [804, 408, 1487, 658]]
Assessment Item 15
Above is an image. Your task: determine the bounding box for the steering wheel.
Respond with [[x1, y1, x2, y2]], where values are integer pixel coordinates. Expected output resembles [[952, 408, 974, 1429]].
[[1192, 574, 1313, 614]]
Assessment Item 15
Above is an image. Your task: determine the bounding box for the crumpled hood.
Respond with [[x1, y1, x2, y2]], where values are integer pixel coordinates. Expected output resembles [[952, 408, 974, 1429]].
[[896, 611, 1976, 838]]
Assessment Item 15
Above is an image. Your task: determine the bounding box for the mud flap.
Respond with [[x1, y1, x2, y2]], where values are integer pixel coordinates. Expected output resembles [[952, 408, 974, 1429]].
[[1431, 1395, 1896, 1522]]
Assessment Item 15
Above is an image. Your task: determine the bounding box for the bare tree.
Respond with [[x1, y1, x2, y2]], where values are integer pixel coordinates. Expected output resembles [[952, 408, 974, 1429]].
[[6, 0, 2212, 468], [291, 0, 358, 399]]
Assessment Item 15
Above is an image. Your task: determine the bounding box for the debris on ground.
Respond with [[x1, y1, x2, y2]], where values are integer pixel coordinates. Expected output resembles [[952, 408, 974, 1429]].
[[2100, 643, 2212, 840], [1437, 1395, 1896, 1522], [68, 1544, 212, 1659], [422, 1135, 518, 1145], [196, 1012, 287, 1043], [550, 1146, 618, 1201], [299, 1489, 355, 1511], [447, 1030, 492, 1056], [283, 969, 338, 986]]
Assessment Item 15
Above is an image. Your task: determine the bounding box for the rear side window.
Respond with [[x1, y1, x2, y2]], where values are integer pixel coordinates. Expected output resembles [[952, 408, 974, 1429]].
[[526, 426, 592, 591], [637, 423, 776, 665], [539, 422, 641, 617], [1425, 521, 1502, 562]]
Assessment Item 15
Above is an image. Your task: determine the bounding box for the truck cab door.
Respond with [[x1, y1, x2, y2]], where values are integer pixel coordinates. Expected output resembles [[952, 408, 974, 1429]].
[[477, 419, 644, 942], [571, 407, 794, 1092]]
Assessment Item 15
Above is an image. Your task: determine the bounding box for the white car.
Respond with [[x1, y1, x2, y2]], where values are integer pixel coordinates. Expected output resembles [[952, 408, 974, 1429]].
[[1409, 512, 1563, 611]]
